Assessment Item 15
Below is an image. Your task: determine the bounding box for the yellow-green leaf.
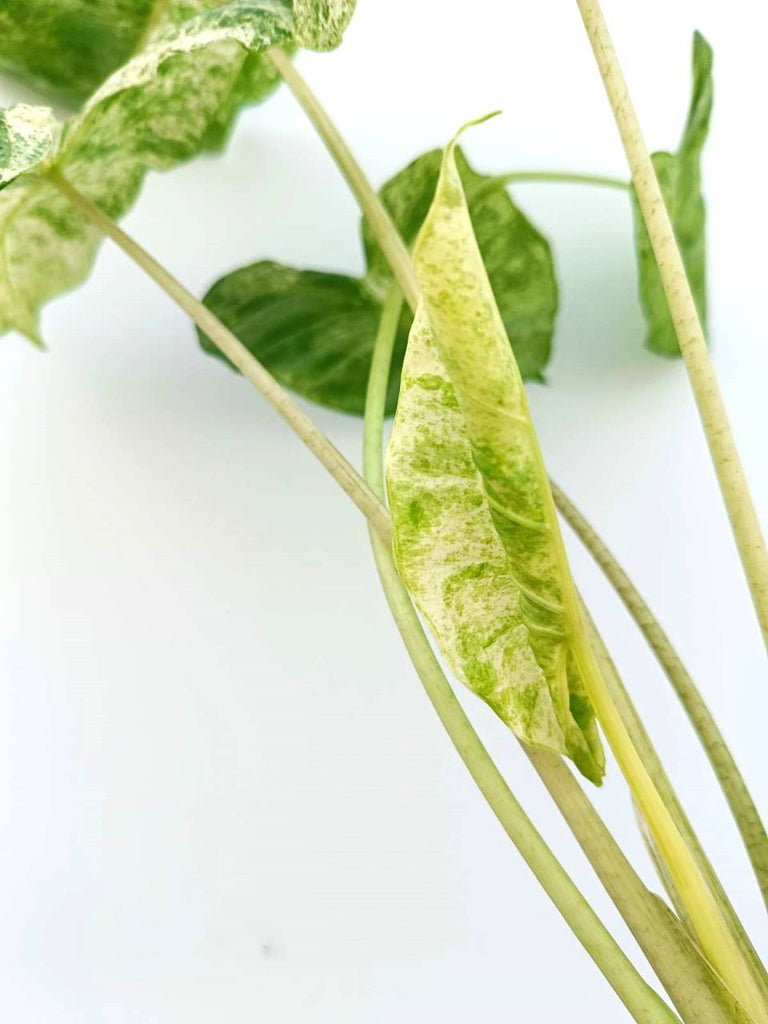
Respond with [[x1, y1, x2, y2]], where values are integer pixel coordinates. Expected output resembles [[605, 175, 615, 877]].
[[387, 120, 604, 782]]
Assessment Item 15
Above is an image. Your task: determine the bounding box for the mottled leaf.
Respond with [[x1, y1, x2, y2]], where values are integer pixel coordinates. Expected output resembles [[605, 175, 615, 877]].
[[387, 121, 604, 783], [365, 148, 558, 381], [292, 0, 357, 50], [632, 32, 712, 356], [0, 1, 300, 343], [0, 105, 58, 190], [200, 147, 557, 415], [0, 0, 350, 104], [198, 260, 409, 414]]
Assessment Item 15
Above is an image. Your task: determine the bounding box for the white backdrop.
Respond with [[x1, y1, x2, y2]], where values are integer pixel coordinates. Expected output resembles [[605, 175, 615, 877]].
[[1, 1, 766, 1020]]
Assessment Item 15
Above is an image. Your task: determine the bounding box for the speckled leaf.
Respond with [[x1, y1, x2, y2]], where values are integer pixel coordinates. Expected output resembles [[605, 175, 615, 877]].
[[199, 146, 556, 415], [365, 148, 558, 382], [632, 32, 712, 356], [0, 1, 299, 343], [387, 122, 604, 783], [0, 105, 58, 190], [292, 0, 356, 49], [198, 260, 409, 414]]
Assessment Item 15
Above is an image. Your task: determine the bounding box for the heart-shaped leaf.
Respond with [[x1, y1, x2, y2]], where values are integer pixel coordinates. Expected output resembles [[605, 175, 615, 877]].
[[199, 147, 557, 414], [386, 120, 604, 783], [632, 32, 712, 356]]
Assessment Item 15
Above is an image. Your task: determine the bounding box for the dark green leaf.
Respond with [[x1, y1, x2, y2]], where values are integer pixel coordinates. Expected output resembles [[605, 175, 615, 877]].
[[632, 32, 712, 356], [200, 147, 558, 415], [198, 261, 409, 414]]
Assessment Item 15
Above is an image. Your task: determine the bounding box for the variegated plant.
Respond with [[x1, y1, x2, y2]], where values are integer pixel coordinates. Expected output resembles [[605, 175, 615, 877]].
[[0, 2, 766, 1023]]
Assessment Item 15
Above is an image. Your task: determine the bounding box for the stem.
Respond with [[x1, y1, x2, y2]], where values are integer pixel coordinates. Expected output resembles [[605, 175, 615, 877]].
[[269, 50, 766, 1014], [46, 169, 391, 548], [493, 170, 629, 191], [584, 606, 768, 1015], [552, 481, 768, 911], [363, 287, 681, 1024], [575, 0, 768, 653], [266, 46, 419, 311]]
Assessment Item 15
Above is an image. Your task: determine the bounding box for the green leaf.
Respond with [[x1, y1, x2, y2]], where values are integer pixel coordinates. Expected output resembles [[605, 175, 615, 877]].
[[292, 0, 357, 50], [0, 0, 156, 104], [198, 261, 409, 414], [0, 1, 301, 344], [200, 147, 557, 415], [386, 120, 604, 783], [632, 32, 712, 356]]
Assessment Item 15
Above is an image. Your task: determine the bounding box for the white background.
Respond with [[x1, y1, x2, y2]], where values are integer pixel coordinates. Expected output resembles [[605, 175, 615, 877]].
[[1, 1, 767, 1020]]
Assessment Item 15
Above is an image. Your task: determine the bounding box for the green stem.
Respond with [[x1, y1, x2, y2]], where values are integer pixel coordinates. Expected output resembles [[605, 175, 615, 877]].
[[46, 169, 392, 547], [363, 287, 682, 1024], [493, 170, 629, 191], [575, 0, 768, 655], [552, 481, 768, 912]]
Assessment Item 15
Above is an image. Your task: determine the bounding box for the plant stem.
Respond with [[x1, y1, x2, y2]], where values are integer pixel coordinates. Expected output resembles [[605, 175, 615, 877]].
[[363, 287, 682, 1024], [46, 169, 391, 547], [583, 605, 768, 1015], [270, 50, 766, 1013], [552, 481, 768, 911], [266, 46, 419, 311], [575, 0, 768, 654], [493, 169, 629, 191]]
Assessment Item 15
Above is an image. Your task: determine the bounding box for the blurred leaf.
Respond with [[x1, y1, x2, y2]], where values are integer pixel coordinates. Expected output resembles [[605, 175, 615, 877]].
[[0, 1, 347, 343], [632, 32, 712, 356], [386, 122, 604, 783]]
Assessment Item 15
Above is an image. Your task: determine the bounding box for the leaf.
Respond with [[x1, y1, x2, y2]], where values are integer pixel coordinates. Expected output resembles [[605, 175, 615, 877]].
[[632, 32, 713, 356], [198, 261, 409, 414], [0, 0, 349, 104], [386, 120, 604, 783], [0, 1, 303, 344], [0, 105, 58, 190], [200, 147, 557, 414], [292, 0, 357, 50], [0, 0, 156, 104]]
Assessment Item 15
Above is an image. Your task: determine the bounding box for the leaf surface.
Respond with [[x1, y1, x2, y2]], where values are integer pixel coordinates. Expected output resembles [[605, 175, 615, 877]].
[[200, 147, 557, 412], [632, 32, 712, 356], [387, 121, 604, 782], [0, 1, 299, 343]]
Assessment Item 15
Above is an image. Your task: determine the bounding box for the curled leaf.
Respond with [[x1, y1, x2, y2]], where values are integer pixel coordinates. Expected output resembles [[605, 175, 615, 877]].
[[633, 32, 712, 356], [200, 147, 557, 413], [0, 1, 296, 343], [387, 121, 604, 782]]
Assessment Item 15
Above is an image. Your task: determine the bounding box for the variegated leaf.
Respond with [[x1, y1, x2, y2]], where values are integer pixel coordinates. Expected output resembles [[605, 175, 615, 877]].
[[0, 105, 58, 190], [0, 1, 297, 343], [387, 120, 604, 782]]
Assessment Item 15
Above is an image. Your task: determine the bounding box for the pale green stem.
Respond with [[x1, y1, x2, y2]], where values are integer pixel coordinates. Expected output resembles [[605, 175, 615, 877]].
[[363, 286, 682, 1024], [575, 0, 768, 655], [270, 49, 765, 1014], [493, 170, 629, 191], [552, 481, 768, 912], [46, 169, 391, 547]]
